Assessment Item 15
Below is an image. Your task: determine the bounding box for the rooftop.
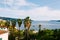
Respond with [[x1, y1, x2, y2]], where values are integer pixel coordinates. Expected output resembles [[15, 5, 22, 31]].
[[0, 30, 8, 35]]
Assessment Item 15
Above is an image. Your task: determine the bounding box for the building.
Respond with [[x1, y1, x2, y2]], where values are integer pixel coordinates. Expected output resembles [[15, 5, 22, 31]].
[[0, 30, 8, 40], [0, 19, 9, 40]]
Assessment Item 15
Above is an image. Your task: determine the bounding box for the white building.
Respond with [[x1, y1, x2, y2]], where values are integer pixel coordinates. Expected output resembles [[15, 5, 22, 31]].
[[0, 19, 9, 40], [0, 28, 8, 40], [0, 32, 8, 40]]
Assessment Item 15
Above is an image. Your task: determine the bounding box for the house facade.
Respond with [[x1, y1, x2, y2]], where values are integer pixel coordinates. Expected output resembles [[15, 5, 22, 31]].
[[0, 32, 8, 40], [0, 28, 8, 40]]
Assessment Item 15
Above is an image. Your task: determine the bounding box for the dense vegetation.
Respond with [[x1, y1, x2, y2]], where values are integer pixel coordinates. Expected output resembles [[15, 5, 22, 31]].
[[8, 28, 60, 40], [0, 17, 60, 40], [37, 29, 60, 40]]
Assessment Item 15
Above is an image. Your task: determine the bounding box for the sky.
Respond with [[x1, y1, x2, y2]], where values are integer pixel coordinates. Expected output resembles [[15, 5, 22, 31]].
[[0, 0, 60, 21]]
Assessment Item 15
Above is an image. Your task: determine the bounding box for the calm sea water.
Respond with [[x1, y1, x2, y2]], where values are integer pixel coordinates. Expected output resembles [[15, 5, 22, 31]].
[[16, 21, 60, 31]]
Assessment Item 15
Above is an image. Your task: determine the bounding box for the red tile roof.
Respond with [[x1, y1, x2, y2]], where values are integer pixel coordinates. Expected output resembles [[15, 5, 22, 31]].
[[0, 30, 8, 35]]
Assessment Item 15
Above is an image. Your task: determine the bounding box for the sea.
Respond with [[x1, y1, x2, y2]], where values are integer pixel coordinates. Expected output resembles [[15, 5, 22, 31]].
[[16, 21, 60, 31]]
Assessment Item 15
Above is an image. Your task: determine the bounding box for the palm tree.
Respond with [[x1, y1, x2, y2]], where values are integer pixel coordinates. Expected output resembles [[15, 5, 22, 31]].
[[24, 16, 31, 40], [38, 24, 41, 34], [39, 24, 41, 31], [11, 20, 16, 29], [17, 19, 22, 40], [5, 20, 10, 29], [24, 17, 31, 30], [17, 19, 22, 28], [11, 19, 16, 35], [11, 19, 16, 40]]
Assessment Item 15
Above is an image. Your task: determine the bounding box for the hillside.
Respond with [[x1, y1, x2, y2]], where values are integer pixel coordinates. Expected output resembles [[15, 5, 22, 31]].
[[0, 16, 17, 20]]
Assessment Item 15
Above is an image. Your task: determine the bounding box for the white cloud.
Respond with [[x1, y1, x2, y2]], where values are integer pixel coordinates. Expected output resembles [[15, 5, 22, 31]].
[[0, 6, 60, 21], [24, 6, 60, 20], [13, 0, 29, 6], [1, 0, 38, 9]]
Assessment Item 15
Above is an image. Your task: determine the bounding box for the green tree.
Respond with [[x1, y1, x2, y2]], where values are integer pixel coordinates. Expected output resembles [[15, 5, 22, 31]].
[[17, 19, 22, 40], [5, 20, 10, 29], [11, 20, 16, 29], [0, 20, 8, 28], [10, 20, 16, 40], [24, 16, 31, 40], [17, 19, 22, 28], [37, 24, 41, 40], [24, 16, 31, 30]]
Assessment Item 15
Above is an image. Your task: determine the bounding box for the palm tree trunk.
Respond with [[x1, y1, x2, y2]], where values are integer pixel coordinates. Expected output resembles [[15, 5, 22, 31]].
[[24, 28, 30, 40], [18, 27, 20, 40]]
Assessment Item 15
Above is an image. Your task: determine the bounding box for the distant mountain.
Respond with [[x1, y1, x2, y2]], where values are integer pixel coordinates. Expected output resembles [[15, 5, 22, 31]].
[[0, 16, 17, 20], [0, 16, 32, 21], [56, 20, 60, 22], [50, 20, 60, 22]]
